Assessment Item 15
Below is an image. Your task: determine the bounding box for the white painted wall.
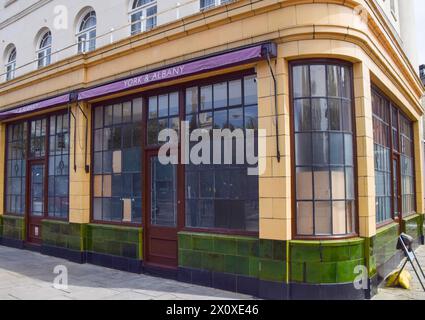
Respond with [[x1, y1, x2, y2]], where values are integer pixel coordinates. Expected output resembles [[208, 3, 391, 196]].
[[375, 0, 401, 35], [0, 0, 205, 81], [0, 0, 420, 81]]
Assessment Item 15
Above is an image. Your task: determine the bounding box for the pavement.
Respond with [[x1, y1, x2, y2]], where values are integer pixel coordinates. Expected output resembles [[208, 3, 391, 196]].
[[373, 245, 425, 300], [1, 244, 424, 300], [0, 246, 253, 300]]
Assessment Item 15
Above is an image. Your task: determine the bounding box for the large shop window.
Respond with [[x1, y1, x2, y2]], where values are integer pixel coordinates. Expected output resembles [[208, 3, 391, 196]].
[[373, 88, 415, 224], [6, 123, 27, 215], [291, 62, 356, 237], [48, 114, 70, 218], [184, 75, 259, 232], [5, 114, 70, 218], [93, 100, 143, 224]]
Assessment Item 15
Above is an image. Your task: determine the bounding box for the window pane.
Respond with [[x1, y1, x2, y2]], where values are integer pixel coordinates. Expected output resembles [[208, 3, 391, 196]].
[[149, 96, 158, 119], [346, 201, 355, 234], [330, 133, 344, 165], [214, 110, 228, 129], [327, 65, 340, 97], [213, 82, 227, 109], [328, 99, 341, 131], [345, 167, 355, 200], [331, 168, 345, 199], [133, 98, 143, 121], [123, 102, 132, 123], [311, 99, 328, 131], [341, 66, 351, 99], [94, 108, 103, 129], [332, 201, 347, 235], [229, 108, 243, 130], [199, 112, 213, 130], [344, 134, 353, 166], [312, 133, 329, 165], [229, 80, 242, 106], [297, 202, 313, 235], [158, 94, 168, 118], [245, 106, 258, 130], [293, 66, 310, 98], [244, 75, 257, 105], [295, 133, 312, 166], [186, 87, 198, 114], [296, 168, 313, 200], [93, 198, 102, 220], [294, 99, 311, 132], [314, 169, 330, 200], [310, 65, 326, 97], [113, 104, 122, 124], [342, 101, 352, 131], [105, 106, 113, 126], [169, 92, 179, 116], [201, 85, 213, 110], [315, 201, 331, 235], [147, 120, 158, 145]]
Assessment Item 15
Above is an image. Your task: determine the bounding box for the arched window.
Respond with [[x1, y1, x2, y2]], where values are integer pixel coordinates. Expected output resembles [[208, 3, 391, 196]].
[[5, 47, 17, 81], [37, 31, 52, 68], [291, 61, 356, 238], [130, 0, 157, 35], [77, 10, 97, 53]]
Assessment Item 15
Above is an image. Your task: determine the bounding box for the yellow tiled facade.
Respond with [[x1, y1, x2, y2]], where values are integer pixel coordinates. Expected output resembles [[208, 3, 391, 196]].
[[0, 0, 423, 299], [0, 0, 423, 238]]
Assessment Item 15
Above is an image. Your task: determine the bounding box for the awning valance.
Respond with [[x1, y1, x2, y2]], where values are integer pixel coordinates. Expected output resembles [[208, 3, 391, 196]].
[[0, 94, 70, 121]]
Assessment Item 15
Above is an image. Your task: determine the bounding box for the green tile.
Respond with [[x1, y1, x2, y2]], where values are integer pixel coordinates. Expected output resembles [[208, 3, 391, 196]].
[[178, 234, 193, 250], [290, 244, 321, 263], [249, 257, 259, 278], [179, 249, 192, 267], [305, 262, 322, 284], [336, 259, 364, 283], [193, 236, 214, 251], [273, 241, 286, 261], [237, 239, 259, 257], [224, 255, 249, 276], [349, 244, 364, 260], [259, 259, 285, 282], [290, 262, 304, 283], [321, 246, 350, 262], [201, 252, 224, 272], [259, 240, 273, 259], [320, 262, 337, 283], [214, 238, 237, 255]]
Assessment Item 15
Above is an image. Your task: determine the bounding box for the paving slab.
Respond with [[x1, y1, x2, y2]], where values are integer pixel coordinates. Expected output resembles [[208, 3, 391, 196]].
[[373, 245, 425, 300], [0, 246, 253, 300]]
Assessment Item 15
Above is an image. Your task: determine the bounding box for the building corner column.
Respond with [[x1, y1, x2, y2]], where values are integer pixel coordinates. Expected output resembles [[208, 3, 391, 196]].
[[414, 117, 424, 215], [353, 62, 376, 238], [69, 102, 91, 225], [257, 55, 291, 242]]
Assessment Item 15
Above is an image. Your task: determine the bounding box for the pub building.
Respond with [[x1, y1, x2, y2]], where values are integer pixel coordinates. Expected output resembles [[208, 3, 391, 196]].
[[0, 0, 424, 300]]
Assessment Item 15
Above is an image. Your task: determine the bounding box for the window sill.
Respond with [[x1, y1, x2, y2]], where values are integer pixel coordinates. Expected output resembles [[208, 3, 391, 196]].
[[293, 233, 359, 241]]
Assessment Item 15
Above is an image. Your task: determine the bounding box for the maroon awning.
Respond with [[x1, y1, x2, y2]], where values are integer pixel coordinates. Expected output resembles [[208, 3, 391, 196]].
[[0, 94, 70, 121], [78, 43, 277, 101]]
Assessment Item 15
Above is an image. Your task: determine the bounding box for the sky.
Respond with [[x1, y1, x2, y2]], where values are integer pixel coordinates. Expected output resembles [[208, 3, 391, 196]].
[[415, 0, 425, 66]]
